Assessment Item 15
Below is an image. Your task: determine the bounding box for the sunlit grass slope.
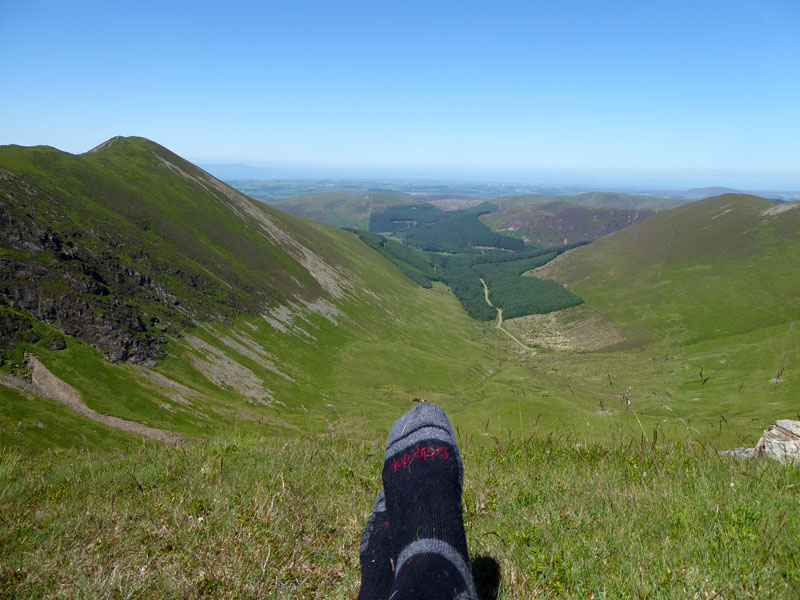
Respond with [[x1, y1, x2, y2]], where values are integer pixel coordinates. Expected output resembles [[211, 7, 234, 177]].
[[1, 432, 797, 598], [2, 137, 583, 451], [3, 141, 797, 456], [526, 194, 800, 441], [537, 195, 800, 345]]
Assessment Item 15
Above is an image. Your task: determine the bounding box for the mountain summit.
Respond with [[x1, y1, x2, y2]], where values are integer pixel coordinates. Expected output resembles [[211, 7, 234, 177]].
[[0, 136, 356, 363]]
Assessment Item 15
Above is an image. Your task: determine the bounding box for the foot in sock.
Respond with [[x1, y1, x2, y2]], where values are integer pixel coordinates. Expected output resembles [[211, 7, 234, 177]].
[[357, 489, 393, 600], [381, 403, 476, 600]]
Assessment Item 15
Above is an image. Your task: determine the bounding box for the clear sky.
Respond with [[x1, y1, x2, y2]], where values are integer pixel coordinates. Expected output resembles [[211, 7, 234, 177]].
[[1, 0, 798, 188]]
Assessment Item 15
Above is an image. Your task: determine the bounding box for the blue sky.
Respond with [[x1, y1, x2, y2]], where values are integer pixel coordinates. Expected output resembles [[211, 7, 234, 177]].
[[1, 0, 798, 187]]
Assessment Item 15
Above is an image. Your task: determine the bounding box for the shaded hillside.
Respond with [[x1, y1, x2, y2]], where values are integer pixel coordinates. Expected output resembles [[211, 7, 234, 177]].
[[481, 201, 655, 246], [496, 191, 685, 211], [0, 137, 353, 363], [532, 194, 800, 344]]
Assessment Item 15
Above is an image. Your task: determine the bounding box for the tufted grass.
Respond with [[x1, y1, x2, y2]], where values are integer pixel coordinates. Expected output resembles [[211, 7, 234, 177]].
[[1, 426, 798, 599]]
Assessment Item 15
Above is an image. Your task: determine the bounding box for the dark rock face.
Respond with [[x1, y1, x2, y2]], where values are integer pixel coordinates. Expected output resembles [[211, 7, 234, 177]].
[[0, 172, 176, 364]]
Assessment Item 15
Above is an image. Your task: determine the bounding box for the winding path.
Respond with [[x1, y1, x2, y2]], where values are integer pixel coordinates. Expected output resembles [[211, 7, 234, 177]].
[[23, 353, 182, 445], [479, 278, 536, 352]]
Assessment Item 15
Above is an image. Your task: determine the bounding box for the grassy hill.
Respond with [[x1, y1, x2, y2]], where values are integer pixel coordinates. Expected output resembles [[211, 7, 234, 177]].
[[533, 195, 800, 344], [0, 138, 510, 450], [527, 194, 800, 443], [0, 136, 337, 363], [0, 137, 611, 456], [481, 201, 656, 246], [2, 141, 796, 454], [495, 191, 686, 211]]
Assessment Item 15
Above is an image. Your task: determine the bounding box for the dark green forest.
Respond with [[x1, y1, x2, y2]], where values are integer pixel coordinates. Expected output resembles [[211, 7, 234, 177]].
[[402, 212, 525, 253], [368, 204, 444, 233], [354, 226, 586, 321], [436, 244, 586, 319]]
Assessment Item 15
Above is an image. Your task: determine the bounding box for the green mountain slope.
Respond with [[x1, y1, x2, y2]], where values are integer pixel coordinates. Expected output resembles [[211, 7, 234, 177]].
[[0, 136, 344, 363], [496, 191, 686, 211], [534, 194, 800, 345], [3, 141, 796, 455], [481, 201, 656, 246]]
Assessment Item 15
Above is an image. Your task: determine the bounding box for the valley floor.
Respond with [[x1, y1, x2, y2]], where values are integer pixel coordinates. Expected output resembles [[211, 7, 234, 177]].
[[2, 278, 797, 453]]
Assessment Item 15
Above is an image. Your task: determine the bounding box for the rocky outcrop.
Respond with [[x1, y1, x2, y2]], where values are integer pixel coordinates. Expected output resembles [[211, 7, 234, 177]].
[[0, 174, 176, 363], [754, 420, 800, 465], [725, 420, 800, 465]]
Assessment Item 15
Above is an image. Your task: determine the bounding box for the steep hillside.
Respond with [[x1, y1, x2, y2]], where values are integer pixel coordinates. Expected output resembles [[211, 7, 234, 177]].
[[0, 137, 352, 363], [496, 191, 685, 211], [532, 194, 800, 345], [481, 201, 655, 246], [0, 138, 499, 447]]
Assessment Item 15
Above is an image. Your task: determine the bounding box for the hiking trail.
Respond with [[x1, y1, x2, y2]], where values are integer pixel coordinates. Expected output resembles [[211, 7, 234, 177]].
[[479, 278, 536, 353]]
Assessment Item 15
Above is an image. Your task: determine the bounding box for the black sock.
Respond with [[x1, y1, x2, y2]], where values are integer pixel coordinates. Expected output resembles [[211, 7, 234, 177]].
[[357, 489, 394, 600], [382, 403, 476, 600]]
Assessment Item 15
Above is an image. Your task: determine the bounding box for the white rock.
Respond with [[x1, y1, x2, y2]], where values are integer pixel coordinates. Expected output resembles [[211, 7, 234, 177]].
[[755, 420, 800, 465]]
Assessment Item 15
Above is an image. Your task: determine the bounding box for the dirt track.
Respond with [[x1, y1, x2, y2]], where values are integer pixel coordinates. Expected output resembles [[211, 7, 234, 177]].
[[25, 353, 182, 445], [479, 279, 535, 352]]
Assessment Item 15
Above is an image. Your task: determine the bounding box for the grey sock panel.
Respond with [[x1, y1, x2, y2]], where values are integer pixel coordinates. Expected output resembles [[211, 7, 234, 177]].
[[359, 489, 387, 555], [395, 539, 477, 599]]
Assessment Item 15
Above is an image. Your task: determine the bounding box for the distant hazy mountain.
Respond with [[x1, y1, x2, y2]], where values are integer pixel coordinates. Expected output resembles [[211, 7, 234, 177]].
[[675, 187, 745, 199]]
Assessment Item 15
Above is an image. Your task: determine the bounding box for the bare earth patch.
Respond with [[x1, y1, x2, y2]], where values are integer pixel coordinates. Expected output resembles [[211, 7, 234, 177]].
[[23, 353, 182, 445], [502, 304, 625, 352], [426, 198, 485, 211], [762, 200, 800, 217]]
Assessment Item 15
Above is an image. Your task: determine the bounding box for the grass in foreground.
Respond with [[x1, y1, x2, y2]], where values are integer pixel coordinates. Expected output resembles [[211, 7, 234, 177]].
[[1, 429, 798, 599]]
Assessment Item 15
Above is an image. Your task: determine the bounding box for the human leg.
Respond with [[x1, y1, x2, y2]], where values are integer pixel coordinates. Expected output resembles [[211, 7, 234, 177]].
[[381, 403, 476, 600]]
